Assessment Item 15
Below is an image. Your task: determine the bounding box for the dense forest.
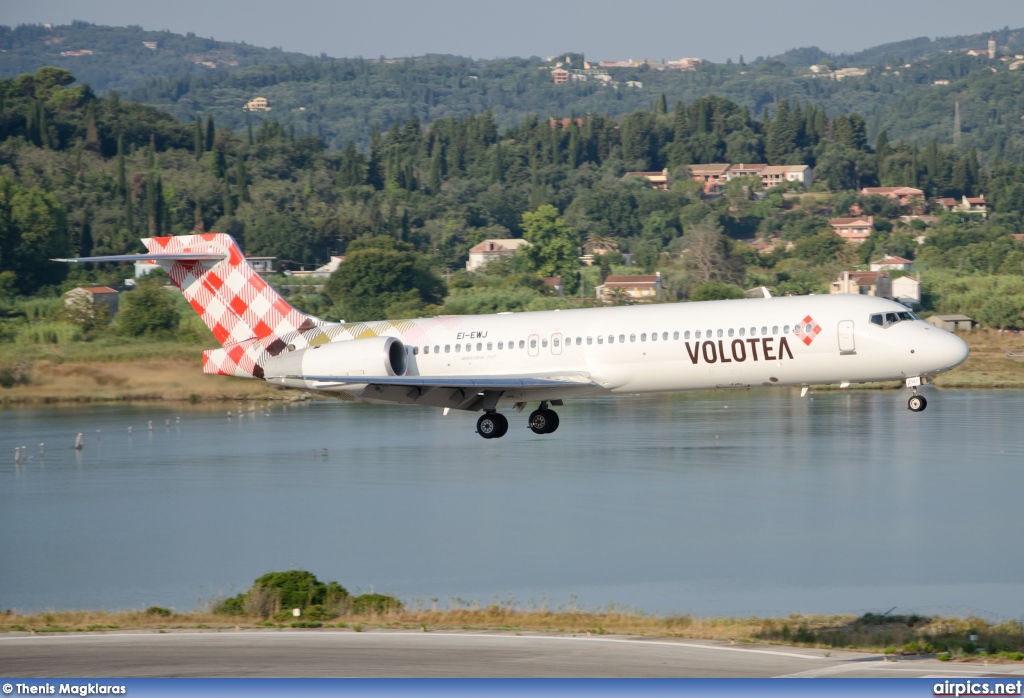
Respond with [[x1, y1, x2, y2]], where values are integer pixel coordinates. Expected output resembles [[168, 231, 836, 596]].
[[3, 66, 1024, 340]]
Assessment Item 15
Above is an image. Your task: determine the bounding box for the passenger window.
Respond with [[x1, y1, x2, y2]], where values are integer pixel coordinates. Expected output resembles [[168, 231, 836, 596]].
[[717, 329, 723, 338], [413, 346, 419, 355], [542, 338, 548, 348], [455, 344, 461, 352], [728, 328, 734, 337], [681, 331, 687, 339], [608, 335, 615, 344], [476, 342, 482, 351], [651, 332, 657, 342], [739, 328, 745, 337], [706, 329, 712, 337], [772, 326, 778, 335], [435, 345, 440, 354], [497, 342, 503, 350], [587, 336, 592, 345], [663, 332, 669, 340], [783, 325, 790, 334], [519, 340, 525, 349], [424, 346, 430, 354], [597, 336, 604, 344], [630, 334, 636, 342], [805, 324, 812, 333], [445, 345, 450, 353], [486, 342, 492, 351], [761, 326, 767, 335], [619, 334, 626, 343], [576, 337, 582, 345], [530, 339, 537, 349], [695, 330, 701, 339], [553, 338, 559, 347]]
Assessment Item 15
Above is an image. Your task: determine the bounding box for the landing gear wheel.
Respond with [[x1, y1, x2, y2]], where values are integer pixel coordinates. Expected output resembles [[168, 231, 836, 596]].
[[528, 408, 559, 434], [477, 412, 508, 439], [908, 395, 927, 412]]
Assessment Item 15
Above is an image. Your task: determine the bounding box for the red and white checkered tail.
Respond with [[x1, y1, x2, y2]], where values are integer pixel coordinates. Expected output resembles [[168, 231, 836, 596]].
[[143, 233, 317, 380]]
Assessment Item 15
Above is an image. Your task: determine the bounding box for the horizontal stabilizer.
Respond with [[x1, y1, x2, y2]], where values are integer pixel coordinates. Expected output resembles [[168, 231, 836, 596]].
[[53, 253, 226, 263]]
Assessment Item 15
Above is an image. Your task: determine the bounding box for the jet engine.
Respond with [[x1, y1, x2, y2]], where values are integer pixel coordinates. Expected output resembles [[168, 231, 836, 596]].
[[263, 336, 407, 389]]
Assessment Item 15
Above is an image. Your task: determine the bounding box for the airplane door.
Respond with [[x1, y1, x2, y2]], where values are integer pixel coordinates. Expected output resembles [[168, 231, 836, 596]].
[[837, 320, 856, 355], [551, 332, 562, 355], [528, 334, 540, 357]]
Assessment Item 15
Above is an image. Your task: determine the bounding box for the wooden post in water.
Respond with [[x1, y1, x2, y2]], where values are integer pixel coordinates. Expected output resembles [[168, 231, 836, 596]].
[[74, 433, 84, 450]]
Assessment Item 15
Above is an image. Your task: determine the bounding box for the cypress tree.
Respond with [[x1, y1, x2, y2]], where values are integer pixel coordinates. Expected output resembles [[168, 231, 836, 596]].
[[194, 117, 203, 158], [235, 156, 250, 202], [116, 136, 127, 198], [490, 142, 504, 184], [85, 102, 100, 152], [205, 115, 215, 152]]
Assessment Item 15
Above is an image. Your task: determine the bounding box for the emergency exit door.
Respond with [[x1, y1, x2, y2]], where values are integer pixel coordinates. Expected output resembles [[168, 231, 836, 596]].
[[837, 320, 856, 355]]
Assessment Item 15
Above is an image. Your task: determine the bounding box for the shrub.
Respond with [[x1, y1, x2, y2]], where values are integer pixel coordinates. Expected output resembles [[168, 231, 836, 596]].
[[351, 594, 404, 615], [145, 606, 172, 617], [15, 321, 83, 345]]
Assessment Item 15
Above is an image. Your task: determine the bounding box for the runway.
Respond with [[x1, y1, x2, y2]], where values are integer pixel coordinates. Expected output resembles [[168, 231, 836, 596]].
[[3, 630, 1024, 678]]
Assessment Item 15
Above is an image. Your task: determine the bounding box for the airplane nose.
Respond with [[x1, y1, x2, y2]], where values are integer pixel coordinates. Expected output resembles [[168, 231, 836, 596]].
[[936, 331, 969, 371]]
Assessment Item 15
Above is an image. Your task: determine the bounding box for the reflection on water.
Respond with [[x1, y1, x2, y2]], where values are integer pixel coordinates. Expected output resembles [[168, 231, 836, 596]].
[[2, 389, 1023, 618]]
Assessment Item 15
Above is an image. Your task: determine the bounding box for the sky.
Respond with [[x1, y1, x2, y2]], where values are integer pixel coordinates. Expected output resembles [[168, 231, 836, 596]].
[[4, 0, 1024, 62]]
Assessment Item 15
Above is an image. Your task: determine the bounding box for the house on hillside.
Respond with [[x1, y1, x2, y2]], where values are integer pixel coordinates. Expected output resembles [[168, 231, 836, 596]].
[[246, 256, 276, 274], [596, 273, 662, 303], [551, 69, 569, 84], [543, 276, 563, 298], [466, 239, 531, 272], [64, 286, 121, 317], [244, 97, 271, 112], [830, 216, 874, 244], [961, 195, 987, 217], [860, 186, 925, 212], [688, 164, 732, 193], [870, 255, 914, 272], [759, 165, 812, 189], [829, 271, 892, 298], [892, 274, 922, 306], [623, 168, 671, 190]]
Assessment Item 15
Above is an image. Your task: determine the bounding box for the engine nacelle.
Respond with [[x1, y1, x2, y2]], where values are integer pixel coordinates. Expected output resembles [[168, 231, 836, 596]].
[[263, 336, 407, 390]]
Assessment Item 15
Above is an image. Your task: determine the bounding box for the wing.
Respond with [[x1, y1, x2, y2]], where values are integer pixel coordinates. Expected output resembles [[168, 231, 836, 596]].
[[268, 372, 600, 411]]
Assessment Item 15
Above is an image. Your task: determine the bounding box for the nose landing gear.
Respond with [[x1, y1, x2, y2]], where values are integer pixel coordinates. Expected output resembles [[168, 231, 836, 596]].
[[908, 394, 927, 412], [906, 377, 927, 412]]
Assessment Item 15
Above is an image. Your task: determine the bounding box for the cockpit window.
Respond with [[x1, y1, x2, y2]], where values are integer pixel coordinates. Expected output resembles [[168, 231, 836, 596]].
[[872, 310, 920, 328]]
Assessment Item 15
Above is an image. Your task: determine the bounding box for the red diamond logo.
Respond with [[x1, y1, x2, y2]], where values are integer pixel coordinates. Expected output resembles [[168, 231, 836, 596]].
[[793, 315, 822, 346]]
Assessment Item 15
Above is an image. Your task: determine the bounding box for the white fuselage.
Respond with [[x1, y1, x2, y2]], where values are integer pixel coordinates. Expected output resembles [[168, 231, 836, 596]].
[[316, 294, 969, 405]]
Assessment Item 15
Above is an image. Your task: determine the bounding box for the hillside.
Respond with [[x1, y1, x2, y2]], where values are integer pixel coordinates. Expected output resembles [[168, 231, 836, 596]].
[[0, 22, 307, 93], [4, 22, 1024, 159]]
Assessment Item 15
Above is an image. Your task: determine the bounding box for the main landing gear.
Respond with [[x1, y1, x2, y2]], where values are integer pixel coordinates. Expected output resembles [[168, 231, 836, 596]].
[[475, 401, 561, 439]]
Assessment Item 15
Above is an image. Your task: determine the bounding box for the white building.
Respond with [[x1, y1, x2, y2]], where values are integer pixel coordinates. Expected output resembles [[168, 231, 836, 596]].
[[870, 255, 914, 272], [892, 275, 922, 306], [466, 239, 531, 272], [288, 256, 345, 279]]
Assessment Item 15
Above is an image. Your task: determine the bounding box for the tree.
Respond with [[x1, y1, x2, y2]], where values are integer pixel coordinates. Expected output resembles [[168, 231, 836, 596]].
[[324, 236, 445, 321], [690, 281, 745, 301], [977, 296, 1024, 330], [116, 277, 180, 336], [0, 177, 70, 292], [521, 205, 580, 292]]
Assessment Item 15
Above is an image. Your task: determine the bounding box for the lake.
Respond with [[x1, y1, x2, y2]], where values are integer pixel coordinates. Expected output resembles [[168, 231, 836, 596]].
[[1, 388, 1022, 619]]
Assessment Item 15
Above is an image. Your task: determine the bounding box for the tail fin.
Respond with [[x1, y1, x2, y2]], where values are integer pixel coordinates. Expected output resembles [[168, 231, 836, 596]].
[[143, 234, 318, 379]]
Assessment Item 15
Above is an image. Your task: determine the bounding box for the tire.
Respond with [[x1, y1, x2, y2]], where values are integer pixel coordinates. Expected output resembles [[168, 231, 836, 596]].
[[477, 413, 498, 438], [908, 395, 927, 412], [528, 409, 550, 435], [492, 413, 508, 438], [543, 410, 560, 434]]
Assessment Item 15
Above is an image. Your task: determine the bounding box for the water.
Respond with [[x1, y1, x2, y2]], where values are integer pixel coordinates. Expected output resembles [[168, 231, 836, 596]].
[[2, 389, 1023, 619]]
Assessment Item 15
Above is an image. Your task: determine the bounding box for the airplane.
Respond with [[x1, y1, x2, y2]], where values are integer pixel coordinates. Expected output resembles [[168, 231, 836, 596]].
[[57, 233, 970, 439]]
